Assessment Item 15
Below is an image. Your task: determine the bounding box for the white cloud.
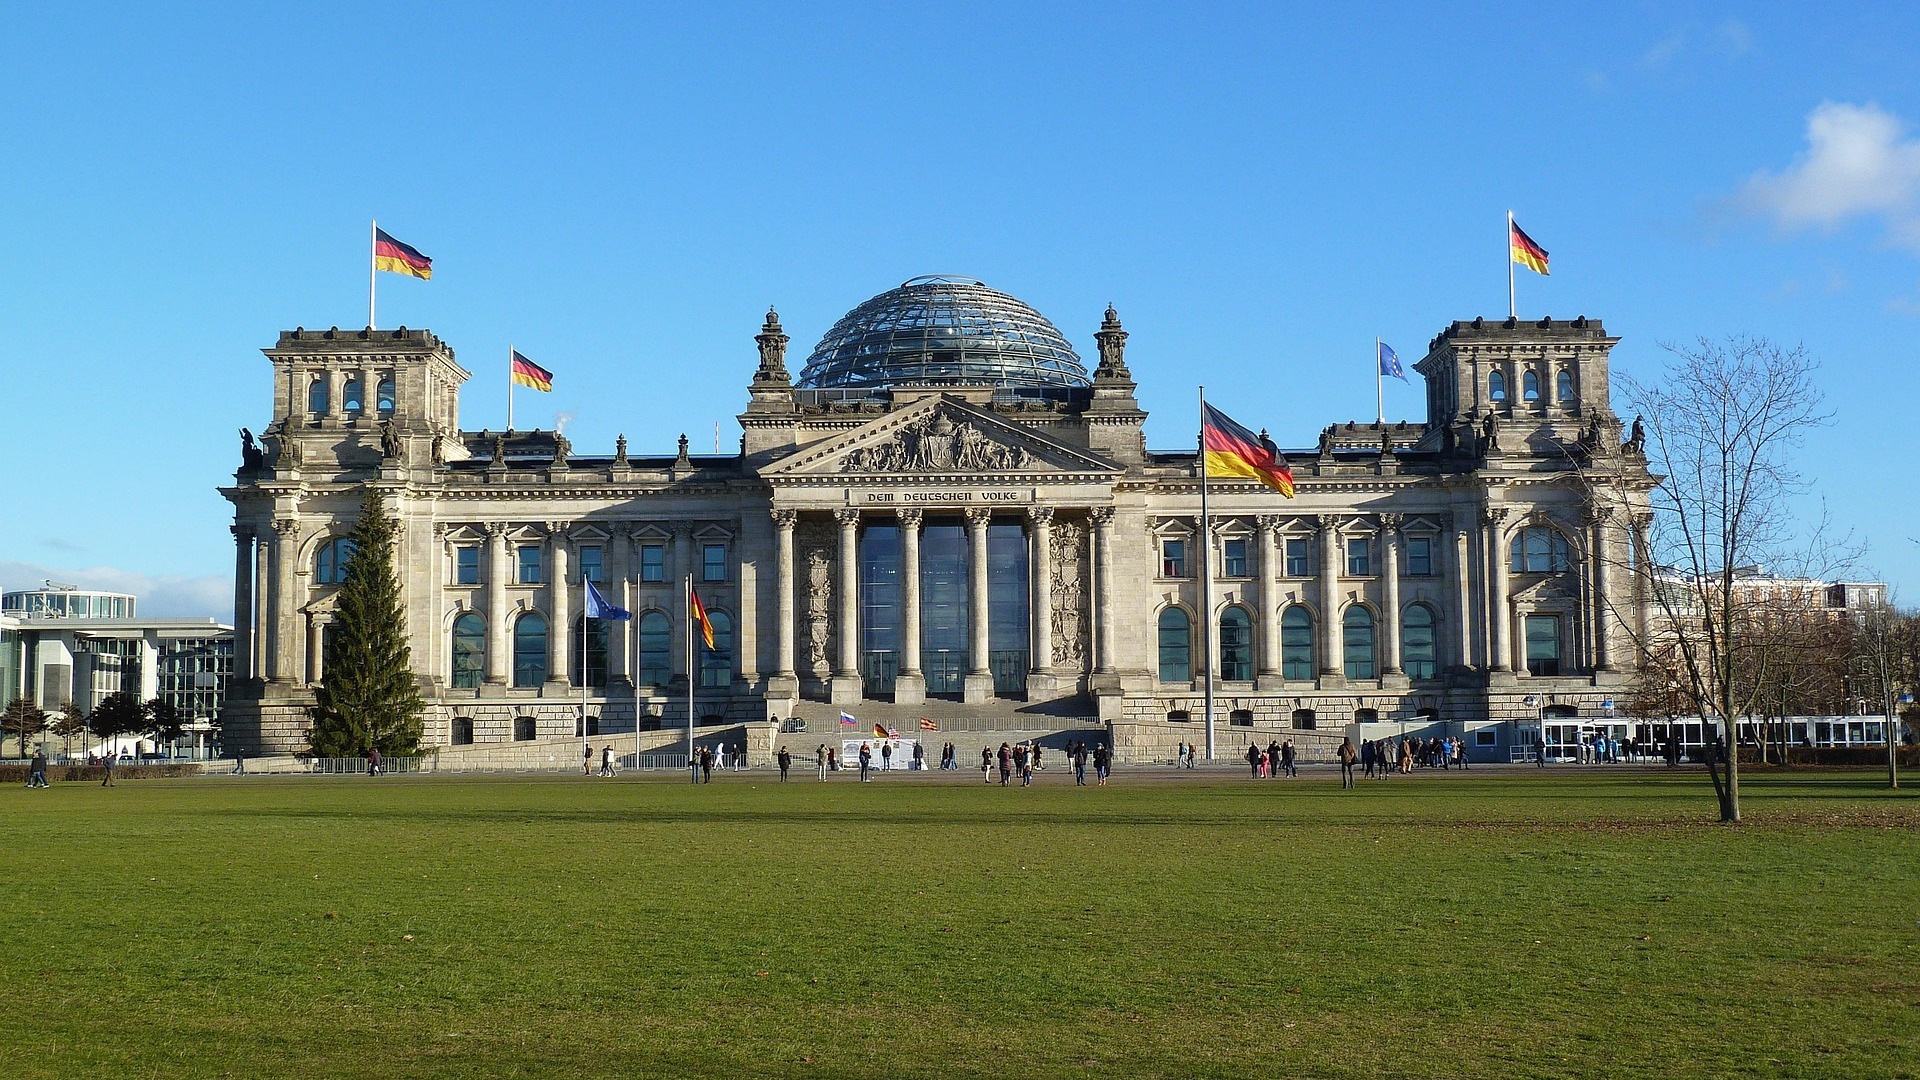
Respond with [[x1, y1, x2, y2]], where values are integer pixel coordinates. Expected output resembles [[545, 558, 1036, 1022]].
[[1737, 102, 1920, 251], [0, 561, 232, 620]]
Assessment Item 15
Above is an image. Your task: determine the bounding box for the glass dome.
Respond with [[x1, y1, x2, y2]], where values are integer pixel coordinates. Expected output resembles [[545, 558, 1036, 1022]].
[[795, 276, 1090, 391]]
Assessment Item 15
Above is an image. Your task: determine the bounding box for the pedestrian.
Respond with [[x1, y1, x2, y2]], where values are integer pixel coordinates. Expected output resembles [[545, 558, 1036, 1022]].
[[1246, 741, 1261, 779], [584, 743, 593, 775], [828, 746, 838, 771], [601, 745, 616, 777], [1534, 732, 1547, 767], [912, 741, 926, 771], [369, 746, 383, 777], [100, 751, 116, 787], [736, 742, 747, 770], [1281, 738, 1296, 778], [1072, 741, 1089, 786], [1018, 744, 1034, 787], [27, 748, 49, 789], [1360, 738, 1376, 780], [1268, 740, 1283, 779], [997, 743, 1013, 786], [816, 743, 828, 780], [1338, 737, 1358, 788], [880, 740, 893, 772], [1093, 743, 1111, 786], [982, 745, 993, 783], [699, 746, 713, 783], [1185, 742, 1197, 769], [1454, 739, 1468, 770], [858, 741, 873, 782], [777, 746, 791, 781]]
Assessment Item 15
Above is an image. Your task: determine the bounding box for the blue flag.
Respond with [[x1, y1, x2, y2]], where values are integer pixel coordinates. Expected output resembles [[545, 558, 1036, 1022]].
[[584, 579, 630, 620], [1378, 341, 1407, 382]]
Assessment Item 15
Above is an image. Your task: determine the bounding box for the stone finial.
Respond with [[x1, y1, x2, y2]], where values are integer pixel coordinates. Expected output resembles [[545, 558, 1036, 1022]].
[[675, 433, 692, 468], [754, 307, 791, 385], [490, 435, 506, 466], [614, 434, 629, 466], [1093, 304, 1131, 380], [551, 431, 570, 468]]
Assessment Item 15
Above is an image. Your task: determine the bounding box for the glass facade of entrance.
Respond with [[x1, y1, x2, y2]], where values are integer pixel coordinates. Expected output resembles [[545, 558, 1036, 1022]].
[[857, 518, 1031, 699]]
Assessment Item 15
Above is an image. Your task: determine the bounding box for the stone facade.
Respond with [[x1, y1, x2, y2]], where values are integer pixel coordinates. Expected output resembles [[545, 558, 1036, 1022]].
[[220, 304, 1654, 762]]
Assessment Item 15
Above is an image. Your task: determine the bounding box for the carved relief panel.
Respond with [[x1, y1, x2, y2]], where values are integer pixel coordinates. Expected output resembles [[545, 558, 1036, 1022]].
[[1051, 517, 1090, 669], [796, 519, 836, 679]]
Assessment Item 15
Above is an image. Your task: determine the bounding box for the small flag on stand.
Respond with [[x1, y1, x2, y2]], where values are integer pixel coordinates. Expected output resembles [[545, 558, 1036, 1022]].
[[920, 717, 939, 731], [839, 712, 858, 727], [1378, 341, 1406, 382], [511, 350, 554, 392], [373, 228, 433, 279], [689, 588, 716, 651], [1510, 219, 1550, 276], [873, 724, 890, 739]]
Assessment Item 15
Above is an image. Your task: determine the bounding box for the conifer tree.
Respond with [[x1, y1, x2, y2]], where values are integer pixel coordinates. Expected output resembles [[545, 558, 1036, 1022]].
[[307, 488, 424, 757]]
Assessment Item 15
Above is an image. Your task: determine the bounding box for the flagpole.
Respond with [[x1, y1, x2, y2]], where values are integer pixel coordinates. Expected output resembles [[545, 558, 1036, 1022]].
[[1375, 337, 1385, 425], [1198, 385, 1215, 763], [368, 219, 377, 330], [506, 344, 515, 432], [686, 573, 696, 784], [581, 578, 590, 770], [628, 578, 640, 769], [1507, 210, 1517, 320]]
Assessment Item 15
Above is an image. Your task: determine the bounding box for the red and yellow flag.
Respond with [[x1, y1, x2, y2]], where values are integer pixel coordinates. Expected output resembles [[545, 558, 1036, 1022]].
[[1510, 218, 1550, 276], [373, 228, 432, 279], [689, 588, 716, 651], [920, 717, 939, 731], [510, 350, 554, 392], [1202, 403, 1295, 497]]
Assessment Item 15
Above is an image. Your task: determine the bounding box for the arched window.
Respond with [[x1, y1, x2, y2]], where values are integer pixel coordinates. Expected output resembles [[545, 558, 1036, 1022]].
[[513, 613, 548, 688], [342, 377, 364, 415], [376, 376, 396, 415], [307, 376, 329, 416], [1510, 527, 1573, 573], [1218, 607, 1253, 682], [1555, 369, 1573, 401], [1157, 608, 1191, 683], [637, 611, 671, 687], [1281, 606, 1314, 680], [313, 537, 358, 585], [1402, 604, 1437, 679], [572, 615, 609, 689], [699, 611, 733, 688], [451, 613, 485, 689], [1489, 370, 1507, 402], [450, 717, 474, 745], [1343, 606, 1377, 680], [1523, 370, 1540, 402]]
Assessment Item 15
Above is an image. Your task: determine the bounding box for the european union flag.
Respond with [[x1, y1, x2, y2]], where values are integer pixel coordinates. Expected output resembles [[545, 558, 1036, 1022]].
[[1378, 341, 1407, 382], [584, 579, 630, 620]]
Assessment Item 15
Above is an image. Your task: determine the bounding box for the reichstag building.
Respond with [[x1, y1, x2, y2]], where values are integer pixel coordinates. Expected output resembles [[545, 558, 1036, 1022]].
[[220, 276, 1652, 760]]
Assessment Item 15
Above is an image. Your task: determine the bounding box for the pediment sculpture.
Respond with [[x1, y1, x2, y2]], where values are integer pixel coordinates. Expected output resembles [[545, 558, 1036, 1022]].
[[841, 410, 1035, 474]]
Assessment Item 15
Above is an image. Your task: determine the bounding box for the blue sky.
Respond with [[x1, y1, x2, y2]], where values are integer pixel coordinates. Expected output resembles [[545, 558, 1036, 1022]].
[[4, 2, 1918, 615]]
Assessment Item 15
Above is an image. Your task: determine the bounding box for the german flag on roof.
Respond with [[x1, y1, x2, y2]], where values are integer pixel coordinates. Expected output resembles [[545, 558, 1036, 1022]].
[[373, 228, 432, 280], [1202, 402, 1295, 497]]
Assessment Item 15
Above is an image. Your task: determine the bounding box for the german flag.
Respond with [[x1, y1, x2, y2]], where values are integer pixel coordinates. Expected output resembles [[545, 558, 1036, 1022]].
[[373, 228, 432, 280], [689, 588, 716, 651], [1510, 219, 1550, 276], [510, 350, 554, 392], [1202, 402, 1295, 497]]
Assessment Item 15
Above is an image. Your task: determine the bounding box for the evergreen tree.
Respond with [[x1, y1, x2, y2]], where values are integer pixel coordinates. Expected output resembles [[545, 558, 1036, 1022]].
[[307, 487, 424, 757], [144, 697, 186, 749], [3, 698, 49, 757], [89, 692, 145, 746]]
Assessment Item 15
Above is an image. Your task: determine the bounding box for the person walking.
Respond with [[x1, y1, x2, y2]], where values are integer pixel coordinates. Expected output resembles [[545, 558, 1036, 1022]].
[[777, 746, 791, 781], [600, 745, 616, 777], [1267, 740, 1283, 779], [858, 741, 873, 782], [997, 743, 1013, 787], [368, 746, 383, 777], [1246, 742, 1261, 779], [1093, 742, 1111, 786], [1534, 732, 1547, 767], [981, 745, 993, 782], [100, 751, 116, 787], [1019, 744, 1035, 787], [1281, 738, 1297, 778], [1337, 737, 1358, 788], [699, 745, 713, 783], [27, 748, 49, 789], [1072, 741, 1089, 786], [816, 744, 828, 781], [583, 743, 593, 776]]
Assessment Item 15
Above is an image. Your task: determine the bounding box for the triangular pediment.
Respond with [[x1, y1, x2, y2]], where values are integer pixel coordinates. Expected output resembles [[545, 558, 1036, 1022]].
[[763, 395, 1120, 480]]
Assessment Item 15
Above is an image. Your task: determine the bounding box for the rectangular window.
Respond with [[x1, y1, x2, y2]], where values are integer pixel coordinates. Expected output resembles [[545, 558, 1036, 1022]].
[[1406, 536, 1432, 576], [1161, 539, 1188, 578], [1525, 615, 1562, 676], [1285, 538, 1309, 577], [455, 547, 479, 585], [1475, 729, 1497, 747], [702, 543, 727, 583], [1222, 538, 1248, 578], [1347, 537, 1372, 577], [517, 545, 543, 585], [639, 544, 664, 583], [578, 545, 603, 584]]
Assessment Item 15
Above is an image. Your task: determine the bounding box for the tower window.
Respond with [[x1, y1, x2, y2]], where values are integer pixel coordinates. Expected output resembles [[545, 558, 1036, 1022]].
[[1523, 370, 1541, 402], [343, 378, 364, 414], [1489, 370, 1507, 402], [307, 376, 329, 417], [1555, 369, 1574, 401]]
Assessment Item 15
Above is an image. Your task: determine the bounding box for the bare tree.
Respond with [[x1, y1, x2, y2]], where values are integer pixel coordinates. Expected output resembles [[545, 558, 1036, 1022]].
[[1852, 603, 1915, 789], [1599, 336, 1850, 822]]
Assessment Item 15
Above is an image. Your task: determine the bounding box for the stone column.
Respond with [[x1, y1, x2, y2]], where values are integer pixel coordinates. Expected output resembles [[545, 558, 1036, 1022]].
[[830, 509, 862, 705], [1317, 516, 1341, 678], [895, 508, 925, 704], [1380, 515, 1403, 677], [1255, 516, 1281, 683], [270, 519, 299, 685], [772, 510, 797, 679], [1485, 508, 1511, 672], [485, 523, 509, 685], [327, 369, 345, 425], [231, 527, 254, 684], [547, 525, 571, 688], [963, 508, 994, 702], [1589, 507, 1614, 672], [1027, 508, 1054, 677], [252, 534, 271, 682], [307, 618, 324, 685], [1453, 525, 1475, 671], [1091, 508, 1116, 675]]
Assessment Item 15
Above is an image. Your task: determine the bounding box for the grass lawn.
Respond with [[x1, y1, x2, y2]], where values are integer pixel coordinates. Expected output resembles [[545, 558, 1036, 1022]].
[[1, 766, 1914, 1079]]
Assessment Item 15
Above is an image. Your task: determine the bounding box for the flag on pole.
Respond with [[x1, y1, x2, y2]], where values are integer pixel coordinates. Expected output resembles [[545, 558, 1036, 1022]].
[[920, 717, 938, 731], [1201, 402, 1295, 497], [1378, 341, 1407, 382], [873, 723, 889, 739], [510, 350, 554, 392], [689, 588, 716, 650], [373, 228, 433, 279], [1510, 219, 1550, 275], [584, 579, 630, 620], [839, 712, 858, 727]]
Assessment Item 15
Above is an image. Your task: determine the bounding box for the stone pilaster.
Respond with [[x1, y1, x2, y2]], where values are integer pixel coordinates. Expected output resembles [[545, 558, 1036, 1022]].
[[1092, 508, 1116, 676], [485, 523, 509, 685], [1380, 514, 1403, 677], [1588, 506, 1615, 672], [1317, 516, 1341, 680], [231, 526, 255, 684], [963, 507, 994, 703], [895, 508, 925, 705], [1453, 525, 1475, 671], [270, 518, 300, 686], [1254, 515, 1281, 686], [772, 510, 797, 682], [830, 508, 862, 705], [1484, 507, 1511, 673], [547, 524, 571, 689]]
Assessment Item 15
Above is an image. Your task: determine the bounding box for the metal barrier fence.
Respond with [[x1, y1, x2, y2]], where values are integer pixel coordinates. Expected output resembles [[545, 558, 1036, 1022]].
[[307, 756, 430, 775]]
